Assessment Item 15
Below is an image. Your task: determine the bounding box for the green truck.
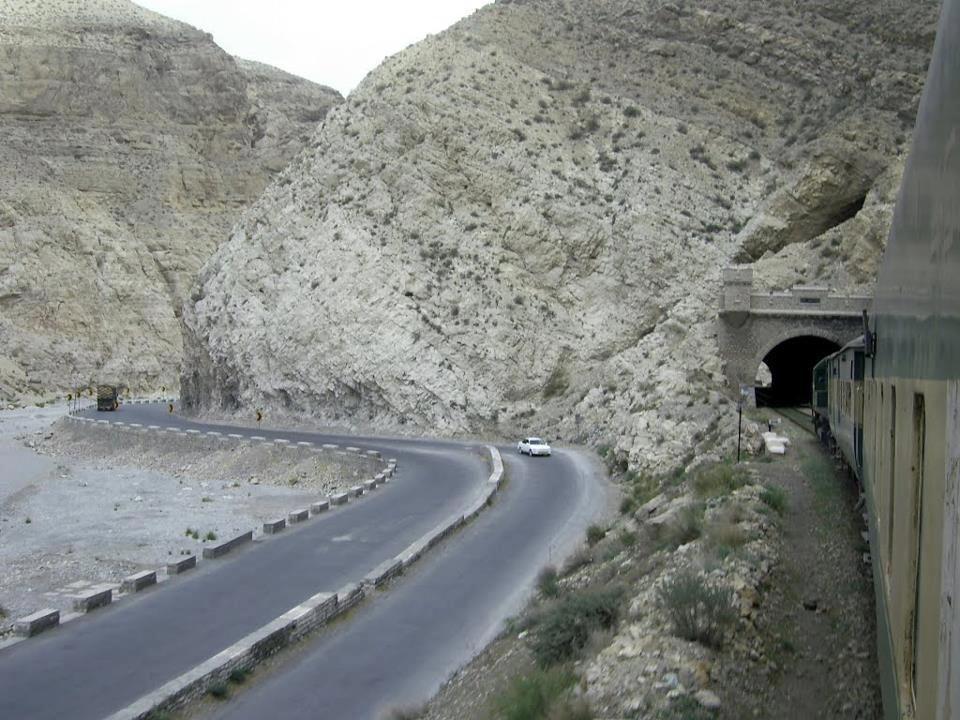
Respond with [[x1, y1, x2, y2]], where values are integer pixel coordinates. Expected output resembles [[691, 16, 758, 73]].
[[96, 384, 120, 411]]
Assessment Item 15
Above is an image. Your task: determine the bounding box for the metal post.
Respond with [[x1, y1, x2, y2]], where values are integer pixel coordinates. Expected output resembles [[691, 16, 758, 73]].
[[736, 400, 743, 464]]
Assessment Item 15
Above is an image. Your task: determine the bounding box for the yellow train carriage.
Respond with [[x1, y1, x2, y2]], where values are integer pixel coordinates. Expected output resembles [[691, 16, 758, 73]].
[[815, 1, 960, 716]]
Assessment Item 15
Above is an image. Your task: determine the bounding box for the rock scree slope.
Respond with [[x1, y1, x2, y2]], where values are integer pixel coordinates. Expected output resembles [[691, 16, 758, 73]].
[[0, 0, 341, 402], [182, 0, 938, 473]]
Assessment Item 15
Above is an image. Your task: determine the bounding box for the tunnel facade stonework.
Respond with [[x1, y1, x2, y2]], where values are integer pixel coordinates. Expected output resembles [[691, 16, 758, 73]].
[[717, 268, 870, 394]]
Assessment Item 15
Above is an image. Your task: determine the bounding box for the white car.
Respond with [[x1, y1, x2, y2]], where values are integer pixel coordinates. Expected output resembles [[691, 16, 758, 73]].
[[518, 437, 552, 456]]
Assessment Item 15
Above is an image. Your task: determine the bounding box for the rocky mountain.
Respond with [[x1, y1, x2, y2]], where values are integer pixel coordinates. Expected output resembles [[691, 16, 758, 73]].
[[182, 0, 938, 473], [0, 0, 341, 401]]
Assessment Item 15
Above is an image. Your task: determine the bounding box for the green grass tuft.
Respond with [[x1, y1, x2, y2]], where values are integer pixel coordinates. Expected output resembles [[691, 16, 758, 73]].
[[531, 587, 624, 666], [493, 667, 586, 720], [658, 570, 737, 649], [760, 485, 788, 515]]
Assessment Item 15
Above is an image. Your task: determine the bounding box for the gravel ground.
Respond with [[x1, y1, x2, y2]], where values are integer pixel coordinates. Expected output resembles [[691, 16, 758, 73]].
[[0, 405, 381, 635], [716, 421, 881, 719]]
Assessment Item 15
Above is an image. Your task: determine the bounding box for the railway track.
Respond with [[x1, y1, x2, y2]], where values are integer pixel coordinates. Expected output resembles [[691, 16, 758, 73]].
[[775, 406, 816, 436]]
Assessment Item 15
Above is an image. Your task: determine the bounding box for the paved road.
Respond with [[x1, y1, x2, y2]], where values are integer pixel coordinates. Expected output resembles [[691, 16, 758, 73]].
[[196, 447, 607, 720], [0, 405, 608, 720], [0, 405, 485, 720]]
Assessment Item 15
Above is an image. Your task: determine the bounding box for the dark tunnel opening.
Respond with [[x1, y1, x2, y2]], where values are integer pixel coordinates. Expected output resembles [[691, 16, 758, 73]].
[[755, 336, 841, 407]]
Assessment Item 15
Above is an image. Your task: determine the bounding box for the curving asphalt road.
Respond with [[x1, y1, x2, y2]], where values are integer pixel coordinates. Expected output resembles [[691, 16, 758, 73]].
[[196, 445, 607, 720], [0, 404, 608, 720]]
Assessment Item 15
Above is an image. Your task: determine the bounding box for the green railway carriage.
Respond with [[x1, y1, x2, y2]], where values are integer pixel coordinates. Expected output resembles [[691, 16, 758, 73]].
[[818, 338, 866, 480], [813, 2, 960, 717]]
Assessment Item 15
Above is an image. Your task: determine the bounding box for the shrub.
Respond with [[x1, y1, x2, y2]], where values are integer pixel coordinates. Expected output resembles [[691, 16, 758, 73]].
[[531, 587, 624, 666], [546, 697, 594, 720], [228, 668, 249, 684], [561, 547, 593, 576], [658, 504, 704, 550], [692, 464, 748, 498], [585, 525, 606, 546], [205, 531, 218, 542], [537, 566, 561, 598], [623, 105, 640, 118], [618, 529, 638, 548], [494, 667, 578, 720], [760, 485, 788, 515], [705, 518, 747, 557], [208, 682, 229, 699], [619, 496, 637, 515], [658, 570, 737, 648]]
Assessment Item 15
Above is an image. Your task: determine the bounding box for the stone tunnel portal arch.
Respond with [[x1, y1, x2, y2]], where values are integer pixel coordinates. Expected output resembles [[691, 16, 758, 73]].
[[754, 335, 841, 407]]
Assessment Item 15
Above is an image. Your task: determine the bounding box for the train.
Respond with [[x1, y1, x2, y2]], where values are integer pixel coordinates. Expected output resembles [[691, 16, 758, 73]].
[[809, 2, 959, 718]]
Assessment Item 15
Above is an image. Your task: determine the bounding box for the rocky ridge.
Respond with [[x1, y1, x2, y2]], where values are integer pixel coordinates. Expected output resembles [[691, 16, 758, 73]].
[[181, 0, 939, 473], [0, 0, 342, 402]]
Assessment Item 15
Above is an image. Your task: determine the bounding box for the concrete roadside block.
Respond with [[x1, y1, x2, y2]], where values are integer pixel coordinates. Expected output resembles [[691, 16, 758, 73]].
[[364, 559, 403, 589], [274, 438, 289, 446], [166, 556, 197, 575], [103, 590, 342, 720], [363, 479, 377, 492], [202, 531, 253, 559], [288, 508, 308, 523], [263, 519, 286, 535], [396, 537, 430, 569], [311, 499, 330, 515], [335, 583, 364, 613], [330, 492, 349, 506], [14, 609, 60, 637], [366, 449, 380, 458], [185, 429, 200, 435], [346, 446, 360, 453], [73, 585, 113, 613], [322, 443, 338, 449], [426, 514, 466, 550], [121, 570, 157, 594], [350, 485, 363, 498], [374, 473, 385, 485], [297, 441, 313, 447]]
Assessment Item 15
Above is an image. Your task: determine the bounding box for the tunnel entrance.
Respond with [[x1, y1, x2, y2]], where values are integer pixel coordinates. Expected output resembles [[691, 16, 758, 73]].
[[755, 336, 841, 407]]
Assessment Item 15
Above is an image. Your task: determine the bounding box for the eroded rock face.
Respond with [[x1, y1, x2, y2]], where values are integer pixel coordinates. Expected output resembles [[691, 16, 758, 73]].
[[183, 0, 937, 473], [0, 0, 341, 401]]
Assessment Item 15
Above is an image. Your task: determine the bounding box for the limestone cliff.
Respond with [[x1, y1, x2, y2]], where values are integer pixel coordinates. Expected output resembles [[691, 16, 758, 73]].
[[183, 0, 938, 472], [0, 0, 341, 401]]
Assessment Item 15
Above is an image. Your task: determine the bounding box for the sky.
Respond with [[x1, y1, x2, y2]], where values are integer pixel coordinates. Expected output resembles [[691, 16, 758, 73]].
[[135, 1, 491, 96]]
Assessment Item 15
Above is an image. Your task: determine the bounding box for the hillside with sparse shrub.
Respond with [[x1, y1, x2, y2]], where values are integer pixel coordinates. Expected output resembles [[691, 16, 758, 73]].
[[183, 0, 938, 474]]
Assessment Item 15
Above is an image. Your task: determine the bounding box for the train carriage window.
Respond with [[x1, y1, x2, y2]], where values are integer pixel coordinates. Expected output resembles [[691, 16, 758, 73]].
[[908, 393, 926, 711]]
